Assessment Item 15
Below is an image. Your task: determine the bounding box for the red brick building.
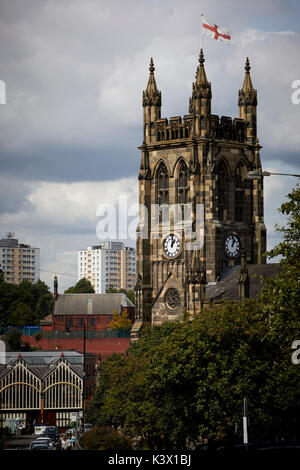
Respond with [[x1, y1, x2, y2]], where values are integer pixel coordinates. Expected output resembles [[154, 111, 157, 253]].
[[41, 292, 135, 333], [29, 292, 135, 359]]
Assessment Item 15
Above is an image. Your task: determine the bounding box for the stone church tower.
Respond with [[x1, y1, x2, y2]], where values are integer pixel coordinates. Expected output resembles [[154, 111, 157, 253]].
[[134, 51, 266, 328]]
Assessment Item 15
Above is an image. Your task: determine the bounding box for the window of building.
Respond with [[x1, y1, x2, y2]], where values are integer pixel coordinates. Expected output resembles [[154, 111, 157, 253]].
[[176, 160, 189, 204], [217, 160, 229, 221], [235, 162, 247, 223], [156, 161, 169, 205]]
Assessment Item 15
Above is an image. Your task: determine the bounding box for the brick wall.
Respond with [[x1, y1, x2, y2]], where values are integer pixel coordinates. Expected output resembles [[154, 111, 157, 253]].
[[21, 336, 131, 359]]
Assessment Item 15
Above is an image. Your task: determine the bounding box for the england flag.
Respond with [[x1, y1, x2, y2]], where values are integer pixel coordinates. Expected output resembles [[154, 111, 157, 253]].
[[202, 16, 231, 44]]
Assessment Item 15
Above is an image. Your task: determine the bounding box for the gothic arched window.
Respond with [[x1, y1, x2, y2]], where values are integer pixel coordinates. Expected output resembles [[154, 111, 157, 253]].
[[217, 160, 229, 221], [235, 162, 247, 222], [176, 160, 189, 204], [156, 161, 169, 205]]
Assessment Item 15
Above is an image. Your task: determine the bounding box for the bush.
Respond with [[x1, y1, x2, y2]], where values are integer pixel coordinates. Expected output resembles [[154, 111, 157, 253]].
[[6, 329, 21, 350], [79, 427, 132, 451], [34, 331, 42, 341]]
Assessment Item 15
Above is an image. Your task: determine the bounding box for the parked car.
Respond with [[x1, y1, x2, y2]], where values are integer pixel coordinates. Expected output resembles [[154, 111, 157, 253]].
[[83, 423, 93, 432], [35, 437, 53, 448], [43, 426, 59, 442], [30, 441, 52, 450]]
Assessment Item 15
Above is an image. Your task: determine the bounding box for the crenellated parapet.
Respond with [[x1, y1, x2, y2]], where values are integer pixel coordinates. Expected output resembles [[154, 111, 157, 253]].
[[210, 115, 246, 142], [148, 113, 246, 144], [156, 115, 193, 142]]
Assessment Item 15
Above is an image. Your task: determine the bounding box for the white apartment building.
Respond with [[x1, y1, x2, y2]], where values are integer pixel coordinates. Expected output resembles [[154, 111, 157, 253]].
[[0, 233, 40, 284], [78, 242, 136, 294]]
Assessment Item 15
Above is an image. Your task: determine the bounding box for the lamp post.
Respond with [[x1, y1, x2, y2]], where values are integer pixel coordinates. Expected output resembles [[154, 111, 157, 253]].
[[248, 170, 300, 179], [243, 398, 248, 451]]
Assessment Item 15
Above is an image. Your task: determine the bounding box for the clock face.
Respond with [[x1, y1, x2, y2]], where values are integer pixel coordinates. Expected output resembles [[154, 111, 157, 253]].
[[163, 234, 181, 258], [224, 234, 241, 259]]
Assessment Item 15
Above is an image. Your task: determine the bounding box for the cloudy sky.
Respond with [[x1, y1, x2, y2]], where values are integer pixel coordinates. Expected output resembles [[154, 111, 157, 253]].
[[0, 0, 299, 292]]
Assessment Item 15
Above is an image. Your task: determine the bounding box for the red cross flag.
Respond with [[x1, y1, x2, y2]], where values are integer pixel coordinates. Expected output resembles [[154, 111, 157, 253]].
[[202, 16, 231, 44]]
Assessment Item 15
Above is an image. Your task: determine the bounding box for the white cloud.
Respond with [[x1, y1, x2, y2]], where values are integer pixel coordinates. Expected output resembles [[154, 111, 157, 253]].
[[0, 176, 138, 291]]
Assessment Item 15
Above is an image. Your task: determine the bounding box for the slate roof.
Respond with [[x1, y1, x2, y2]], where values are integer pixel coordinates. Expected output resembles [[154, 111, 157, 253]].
[[0, 350, 84, 366], [0, 351, 86, 380], [205, 263, 281, 302], [53, 293, 134, 316]]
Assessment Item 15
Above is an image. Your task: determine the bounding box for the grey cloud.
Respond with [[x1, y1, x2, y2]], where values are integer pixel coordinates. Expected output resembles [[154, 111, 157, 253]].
[[0, 177, 33, 214], [0, 0, 299, 287], [0, 0, 299, 186]]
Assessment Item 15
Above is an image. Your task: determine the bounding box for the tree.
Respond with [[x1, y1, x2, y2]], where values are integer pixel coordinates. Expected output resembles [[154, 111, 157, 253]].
[[267, 184, 300, 268], [125, 289, 135, 304], [7, 302, 34, 326], [106, 287, 135, 305], [6, 329, 22, 350], [87, 300, 300, 449], [0, 279, 53, 327], [64, 278, 95, 294], [261, 183, 300, 345], [86, 186, 300, 449], [79, 426, 132, 450], [109, 310, 132, 331]]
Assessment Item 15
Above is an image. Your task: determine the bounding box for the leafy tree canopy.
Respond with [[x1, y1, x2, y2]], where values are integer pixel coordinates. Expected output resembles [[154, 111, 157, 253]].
[[79, 426, 132, 450], [0, 279, 53, 328], [109, 310, 132, 331], [106, 287, 135, 305], [85, 185, 300, 449], [64, 278, 95, 294]]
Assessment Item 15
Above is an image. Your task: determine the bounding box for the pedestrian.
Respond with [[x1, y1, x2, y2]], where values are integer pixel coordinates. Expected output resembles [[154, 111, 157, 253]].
[[71, 433, 76, 449], [56, 436, 62, 450], [62, 436, 67, 451], [66, 435, 72, 451]]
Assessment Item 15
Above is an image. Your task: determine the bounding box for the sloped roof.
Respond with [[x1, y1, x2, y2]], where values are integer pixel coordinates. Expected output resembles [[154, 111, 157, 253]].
[[205, 263, 281, 302], [0, 351, 86, 381], [53, 293, 134, 316]]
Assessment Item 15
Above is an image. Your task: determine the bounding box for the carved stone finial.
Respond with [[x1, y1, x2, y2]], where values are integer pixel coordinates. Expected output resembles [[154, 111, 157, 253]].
[[149, 57, 155, 73], [199, 48, 205, 66], [245, 57, 250, 73]]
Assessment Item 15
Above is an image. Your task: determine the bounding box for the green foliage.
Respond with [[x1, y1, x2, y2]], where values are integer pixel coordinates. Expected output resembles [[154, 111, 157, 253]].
[[125, 289, 135, 304], [84, 185, 300, 449], [6, 328, 38, 351], [64, 278, 95, 294], [34, 331, 43, 341], [6, 329, 22, 350], [106, 287, 135, 305], [106, 287, 118, 293], [79, 426, 132, 450], [0, 279, 53, 327], [267, 184, 300, 268], [86, 299, 300, 448]]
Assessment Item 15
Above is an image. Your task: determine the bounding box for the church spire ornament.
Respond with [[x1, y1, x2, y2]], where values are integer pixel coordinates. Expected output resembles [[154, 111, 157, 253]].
[[143, 58, 161, 107], [238, 57, 257, 142], [189, 48, 211, 137], [143, 57, 161, 144]]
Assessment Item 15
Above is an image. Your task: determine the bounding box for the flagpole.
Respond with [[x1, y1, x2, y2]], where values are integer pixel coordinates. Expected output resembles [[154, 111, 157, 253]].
[[201, 13, 204, 51]]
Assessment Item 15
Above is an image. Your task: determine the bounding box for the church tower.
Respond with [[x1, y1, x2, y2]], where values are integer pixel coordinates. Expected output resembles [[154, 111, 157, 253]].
[[134, 51, 266, 327]]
